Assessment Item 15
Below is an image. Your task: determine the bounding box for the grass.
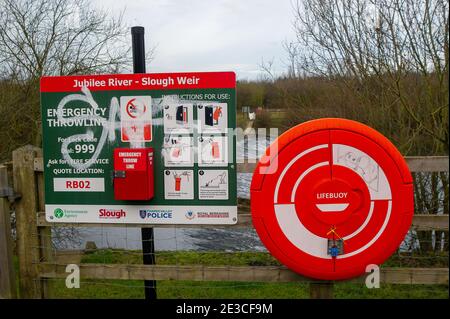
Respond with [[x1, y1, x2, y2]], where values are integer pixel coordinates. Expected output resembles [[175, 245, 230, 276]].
[[265, 110, 286, 130], [47, 278, 449, 299], [34, 249, 449, 299], [80, 250, 281, 266]]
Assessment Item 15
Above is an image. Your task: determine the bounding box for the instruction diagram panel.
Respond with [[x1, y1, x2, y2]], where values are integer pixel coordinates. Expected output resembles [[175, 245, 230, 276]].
[[198, 170, 229, 200]]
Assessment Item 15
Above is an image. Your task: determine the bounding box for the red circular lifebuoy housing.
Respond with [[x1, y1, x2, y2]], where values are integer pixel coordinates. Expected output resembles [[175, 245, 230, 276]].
[[250, 118, 414, 280]]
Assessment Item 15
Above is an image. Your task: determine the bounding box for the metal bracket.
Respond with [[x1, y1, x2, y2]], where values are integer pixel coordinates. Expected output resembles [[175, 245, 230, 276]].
[[0, 187, 21, 203], [114, 170, 126, 178], [0, 187, 13, 198], [327, 239, 344, 257]]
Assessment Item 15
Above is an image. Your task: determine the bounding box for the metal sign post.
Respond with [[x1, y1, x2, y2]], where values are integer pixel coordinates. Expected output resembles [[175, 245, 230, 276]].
[[131, 26, 157, 300]]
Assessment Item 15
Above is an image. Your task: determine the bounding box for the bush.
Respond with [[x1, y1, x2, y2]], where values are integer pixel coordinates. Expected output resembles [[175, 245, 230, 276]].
[[253, 109, 272, 129]]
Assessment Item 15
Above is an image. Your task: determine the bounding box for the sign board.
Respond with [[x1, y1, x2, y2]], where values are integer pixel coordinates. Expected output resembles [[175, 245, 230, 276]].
[[40, 72, 237, 224], [251, 118, 414, 280]]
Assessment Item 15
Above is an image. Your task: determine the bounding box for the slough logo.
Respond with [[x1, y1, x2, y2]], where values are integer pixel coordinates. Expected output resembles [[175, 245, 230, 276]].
[[54, 208, 64, 218], [185, 211, 195, 220], [99, 209, 126, 219]]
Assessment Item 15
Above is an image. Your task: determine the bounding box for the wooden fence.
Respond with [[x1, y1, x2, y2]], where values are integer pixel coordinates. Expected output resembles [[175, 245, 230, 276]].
[[0, 145, 448, 299]]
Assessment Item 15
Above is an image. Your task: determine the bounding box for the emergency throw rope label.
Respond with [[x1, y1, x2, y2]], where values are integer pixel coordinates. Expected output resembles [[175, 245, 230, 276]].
[[40, 72, 237, 225], [120, 96, 152, 142]]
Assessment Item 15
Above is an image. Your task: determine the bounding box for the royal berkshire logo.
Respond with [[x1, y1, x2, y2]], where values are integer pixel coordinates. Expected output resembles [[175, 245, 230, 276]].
[[99, 209, 126, 219], [185, 211, 195, 220], [54, 208, 64, 219], [197, 212, 229, 218]]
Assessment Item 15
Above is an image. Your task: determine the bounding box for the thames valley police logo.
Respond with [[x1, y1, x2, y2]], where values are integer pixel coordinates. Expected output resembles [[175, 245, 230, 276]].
[[139, 209, 173, 219]]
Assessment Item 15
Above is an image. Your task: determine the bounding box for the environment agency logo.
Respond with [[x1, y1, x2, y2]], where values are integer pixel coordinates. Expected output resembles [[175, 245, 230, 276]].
[[54, 208, 64, 219]]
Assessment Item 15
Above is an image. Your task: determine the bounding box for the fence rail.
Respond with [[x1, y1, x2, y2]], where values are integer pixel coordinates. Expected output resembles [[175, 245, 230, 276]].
[[35, 211, 449, 230], [34, 156, 450, 174], [1, 146, 449, 299], [236, 156, 449, 174], [38, 263, 449, 285]]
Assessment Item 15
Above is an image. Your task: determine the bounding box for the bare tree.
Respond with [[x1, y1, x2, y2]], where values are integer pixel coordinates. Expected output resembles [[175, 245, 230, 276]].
[[283, 0, 449, 253], [0, 0, 131, 79], [287, 0, 448, 154], [0, 0, 154, 159], [0, 0, 157, 249]]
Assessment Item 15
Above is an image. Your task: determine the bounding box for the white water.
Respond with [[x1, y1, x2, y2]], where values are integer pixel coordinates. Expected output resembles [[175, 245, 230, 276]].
[[58, 135, 273, 251]]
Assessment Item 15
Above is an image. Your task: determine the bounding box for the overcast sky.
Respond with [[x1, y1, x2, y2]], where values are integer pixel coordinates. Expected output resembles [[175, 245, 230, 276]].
[[92, 0, 296, 80]]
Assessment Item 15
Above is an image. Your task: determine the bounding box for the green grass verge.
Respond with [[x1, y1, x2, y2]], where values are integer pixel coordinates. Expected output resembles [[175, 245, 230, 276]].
[[35, 250, 448, 299], [47, 279, 449, 299]]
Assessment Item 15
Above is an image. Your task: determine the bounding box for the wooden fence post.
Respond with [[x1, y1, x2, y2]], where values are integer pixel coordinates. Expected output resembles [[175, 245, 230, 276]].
[[36, 161, 54, 298], [0, 165, 17, 299], [310, 282, 334, 299], [13, 145, 42, 298]]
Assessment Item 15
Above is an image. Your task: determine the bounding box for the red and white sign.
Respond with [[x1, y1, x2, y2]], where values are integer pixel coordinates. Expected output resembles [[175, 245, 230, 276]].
[[40, 72, 236, 92], [120, 96, 152, 142], [251, 118, 414, 280]]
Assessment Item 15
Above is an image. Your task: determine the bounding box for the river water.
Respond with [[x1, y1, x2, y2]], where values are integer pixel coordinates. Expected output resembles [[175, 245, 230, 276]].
[[61, 133, 422, 252], [63, 134, 271, 252]]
